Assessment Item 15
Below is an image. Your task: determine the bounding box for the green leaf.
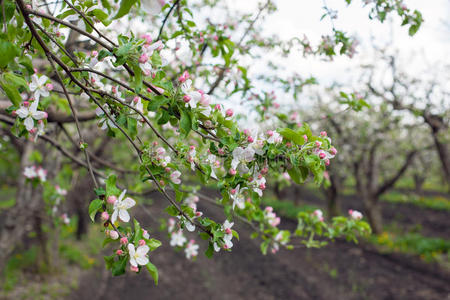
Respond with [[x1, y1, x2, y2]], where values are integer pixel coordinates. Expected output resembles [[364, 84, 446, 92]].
[[205, 242, 214, 258], [3, 72, 29, 90], [180, 110, 192, 138], [104, 254, 115, 270], [278, 128, 305, 145], [133, 218, 142, 244], [287, 166, 308, 184], [106, 174, 121, 196], [88, 199, 103, 222], [113, 0, 138, 19], [146, 262, 159, 285], [0, 35, 19, 67], [147, 238, 162, 251], [0, 80, 22, 106], [165, 205, 179, 217], [232, 229, 239, 241], [112, 256, 127, 276]]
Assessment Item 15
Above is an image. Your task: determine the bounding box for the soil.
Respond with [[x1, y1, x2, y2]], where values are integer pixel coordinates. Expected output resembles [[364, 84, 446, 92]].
[[69, 189, 450, 300]]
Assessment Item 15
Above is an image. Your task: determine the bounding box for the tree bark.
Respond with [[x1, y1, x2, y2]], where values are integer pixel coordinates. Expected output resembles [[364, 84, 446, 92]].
[[363, 197, 383, 234]]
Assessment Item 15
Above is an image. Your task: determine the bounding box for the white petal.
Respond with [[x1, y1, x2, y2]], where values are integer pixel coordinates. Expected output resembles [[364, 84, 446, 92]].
[[24, 117, 34, 131], [136, 245, 149, 256], [136, 256, 149, 266], [123, 197, 136, 209], [118, 209, 130, 222], [118, 189, 126, 201], [16, 108, 29, 118], [29, 100, 39, 112], [111, 210, 118, 223], [128, 243, 136, 255], [129, 257, 138, 267], [32, 111, 46, 120]]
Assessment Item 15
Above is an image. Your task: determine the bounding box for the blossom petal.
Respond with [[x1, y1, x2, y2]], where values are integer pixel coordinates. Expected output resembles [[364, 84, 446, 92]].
[[129, 257, 138, 267], [118, 209, 130, 222], [118, 189, 126, 201], [136, 256, 149, 266], [128, 243, 136, 255], [123, 197, 136, 209], [136, 245, 149, 256], [16, 108, 29, 118], [111, 210, 118, 223], [24, 117, 34, 131], [32, 111, 46, 120]]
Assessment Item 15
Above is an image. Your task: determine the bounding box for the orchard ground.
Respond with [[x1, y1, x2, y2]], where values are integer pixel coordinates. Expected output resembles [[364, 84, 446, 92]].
[[65, 187, 450, 300]]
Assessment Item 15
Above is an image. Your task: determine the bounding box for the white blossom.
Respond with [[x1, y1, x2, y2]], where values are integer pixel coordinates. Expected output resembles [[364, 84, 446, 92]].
[[128, 243, 150, 267], [170, 230, 187, 247], [111, 189, 136, 223], [231, 147, 255, 174], [29, 74, 50, 101], [16, 100, 47, 131]]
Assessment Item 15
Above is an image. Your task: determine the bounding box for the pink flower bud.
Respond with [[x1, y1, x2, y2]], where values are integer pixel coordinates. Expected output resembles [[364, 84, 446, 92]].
[[267, 130, 274, 137], [29, 128, 37, 134], [259, 183, 266, 190], [107, 195, 117, 204], [111, 86, 117, 94], [319, 152, 326, 159], [178, 71, 189, 83], [225, 228, 232, 234], [101, 211, 109, 221], [248, 176, 254, 182], [11, 110, 17, 117], [116, 249, 123, 255], [325, 159, 330, 166], [214, 104, 221, 110], [303, 135, 308, 142], [230, 189, 236, 195], [315, 141, 322, 148], [120, 237, 128, 245], [46, 83, 54, 91], [109, 230, 119, 240], [195, 211, 202, 217], [42, 112, 48, 119], [265, 206, 273, 212], [139, 239, 146, 246], [229, 169, 236, 176], [273, 102, 280, 109], [213, 35, 219, 41], [152, 141, 159, 146], [330, 147, 337, 155], [247, 136, 254, 143], [133, 96, 139, 104], [91, 50, 98, 57], [130, 266, 139, 272], [199, 37, 205, 43], [23, 101, 30, 107], [320, 131, 327, 137], [286, 142, 292, 147], [138, 53, 148, 64], [243, 129, 250, 136], [183, 95, 191, 103], [261, 167, 268, 175], [225, 109, 233, 117]]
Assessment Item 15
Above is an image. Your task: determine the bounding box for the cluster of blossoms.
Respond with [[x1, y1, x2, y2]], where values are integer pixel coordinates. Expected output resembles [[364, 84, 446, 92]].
[[51, 185, 68, 215], [14, 99, 47, 140], [264, 206, 281, 227], [180, 72, 213, 117], [213, 220, 235, 252], [23, 165, 47, 182], [271, 231, 289, 254], [348, 209, 363, 220], [167, 217, 200, 260], [312, 209, 324, 222]]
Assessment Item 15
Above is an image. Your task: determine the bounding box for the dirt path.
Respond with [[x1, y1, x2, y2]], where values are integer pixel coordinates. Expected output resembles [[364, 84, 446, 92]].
[[70, 192, 450, 300]]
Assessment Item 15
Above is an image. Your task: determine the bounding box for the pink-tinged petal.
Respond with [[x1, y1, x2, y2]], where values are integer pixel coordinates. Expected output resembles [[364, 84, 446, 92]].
[[123, 197, 136, 209], [136, 256, 149, 266], [24, 117, 34, 131], [136, 245, 149, 256], [118, 189, 127, 201], [16, 108, 29, 118], [32, 111, 46, 120], [111, 210, 118, 223], [118, 209, 130, 222]]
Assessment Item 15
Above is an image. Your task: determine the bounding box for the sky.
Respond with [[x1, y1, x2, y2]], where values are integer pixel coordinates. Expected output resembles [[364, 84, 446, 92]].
[[240, 0, 450, 84]]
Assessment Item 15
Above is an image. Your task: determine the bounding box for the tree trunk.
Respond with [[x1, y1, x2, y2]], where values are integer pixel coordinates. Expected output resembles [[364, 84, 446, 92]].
[[413, 174, 425, 196], [363, 197, 383, 234]]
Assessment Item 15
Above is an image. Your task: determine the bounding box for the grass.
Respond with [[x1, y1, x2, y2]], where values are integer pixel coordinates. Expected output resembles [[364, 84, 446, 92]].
[[262, 196, 320, 219], [370, 231, 450, 264], [1, 220, 104, 298], [381, 191, 450, 211]]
